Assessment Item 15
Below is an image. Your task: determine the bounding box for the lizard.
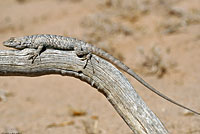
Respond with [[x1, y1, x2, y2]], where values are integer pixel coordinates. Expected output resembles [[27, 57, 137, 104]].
[[3, 34, 200, 115]]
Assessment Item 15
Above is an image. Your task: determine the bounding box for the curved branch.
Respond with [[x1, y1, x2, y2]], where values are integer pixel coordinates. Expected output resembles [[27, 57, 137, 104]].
[[0, 48, 168, 134]]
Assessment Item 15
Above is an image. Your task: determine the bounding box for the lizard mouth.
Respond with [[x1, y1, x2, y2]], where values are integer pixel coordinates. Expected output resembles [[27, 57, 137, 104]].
[[2, 41, 11, 47]]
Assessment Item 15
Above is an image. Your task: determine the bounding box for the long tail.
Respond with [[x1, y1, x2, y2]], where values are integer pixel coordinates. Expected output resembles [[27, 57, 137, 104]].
[[90, 45, 200, 115], [126, 69, 200, 115]]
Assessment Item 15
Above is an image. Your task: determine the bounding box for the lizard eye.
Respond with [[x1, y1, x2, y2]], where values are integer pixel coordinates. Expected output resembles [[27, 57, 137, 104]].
[[9, 37, 15, 43]]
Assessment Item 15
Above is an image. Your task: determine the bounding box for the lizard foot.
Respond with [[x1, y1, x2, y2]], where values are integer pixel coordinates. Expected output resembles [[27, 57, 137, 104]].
[[75, 46, 98, 73], [78, 53, 95, 73], [27, 52, 41, 63], [27, 45, 44, 63]]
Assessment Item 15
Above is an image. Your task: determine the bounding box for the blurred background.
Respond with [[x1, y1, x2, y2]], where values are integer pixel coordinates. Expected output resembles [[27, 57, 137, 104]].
[[0, 0, 200, 133]]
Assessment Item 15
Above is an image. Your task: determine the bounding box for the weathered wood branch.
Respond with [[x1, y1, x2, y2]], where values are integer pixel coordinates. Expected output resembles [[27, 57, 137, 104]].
[[0, 48, 168, 134]]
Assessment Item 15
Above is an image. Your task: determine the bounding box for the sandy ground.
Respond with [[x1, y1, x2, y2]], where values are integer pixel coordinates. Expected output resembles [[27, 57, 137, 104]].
[[0, 0, 200, 133]]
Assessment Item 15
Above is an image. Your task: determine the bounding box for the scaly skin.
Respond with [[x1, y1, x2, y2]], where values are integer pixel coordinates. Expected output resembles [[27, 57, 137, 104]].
[[3, 34, 200, 115]]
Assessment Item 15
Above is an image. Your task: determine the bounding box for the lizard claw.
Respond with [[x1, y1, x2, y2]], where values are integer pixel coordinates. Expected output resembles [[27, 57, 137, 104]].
[[93, 56, 99, 63], [28, 52, 40, 63], [83, 53, 92, 68], [82, 53, 96, 73]]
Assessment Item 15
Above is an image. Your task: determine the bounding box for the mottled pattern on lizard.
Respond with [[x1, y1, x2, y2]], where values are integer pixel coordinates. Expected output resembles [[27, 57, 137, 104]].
[[3, 34, 200, 115]]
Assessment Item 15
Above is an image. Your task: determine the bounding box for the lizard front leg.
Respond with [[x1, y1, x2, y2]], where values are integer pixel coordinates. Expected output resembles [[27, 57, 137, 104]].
[[28, 45, 44, 63]]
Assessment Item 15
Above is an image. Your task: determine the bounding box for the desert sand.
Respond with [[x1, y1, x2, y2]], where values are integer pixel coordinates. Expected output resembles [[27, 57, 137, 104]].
[[0, 0, 200, 133]]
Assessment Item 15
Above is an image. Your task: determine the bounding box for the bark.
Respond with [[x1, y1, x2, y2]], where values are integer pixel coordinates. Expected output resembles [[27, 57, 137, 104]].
[[0, 48, 168, 134]]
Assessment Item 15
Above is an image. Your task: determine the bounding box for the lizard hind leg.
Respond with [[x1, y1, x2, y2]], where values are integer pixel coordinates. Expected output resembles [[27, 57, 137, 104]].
[[76, 51, 94, 73], [75, 48, 97, 73], [83, 53, 100, 73], [83, 52, 92, 69]]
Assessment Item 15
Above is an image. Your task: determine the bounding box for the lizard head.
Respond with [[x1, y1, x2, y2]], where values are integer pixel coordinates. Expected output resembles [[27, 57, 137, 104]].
[[3, 37, 28, 49]]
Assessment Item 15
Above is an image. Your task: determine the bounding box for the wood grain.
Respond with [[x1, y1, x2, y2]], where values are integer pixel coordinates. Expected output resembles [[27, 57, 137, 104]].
[[0, 48, 168, 134]]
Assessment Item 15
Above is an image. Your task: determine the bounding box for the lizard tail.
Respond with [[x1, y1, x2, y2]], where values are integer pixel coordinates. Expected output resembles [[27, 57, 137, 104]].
[[126, 69, 200, 115], [89, 44, 200, 115]]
